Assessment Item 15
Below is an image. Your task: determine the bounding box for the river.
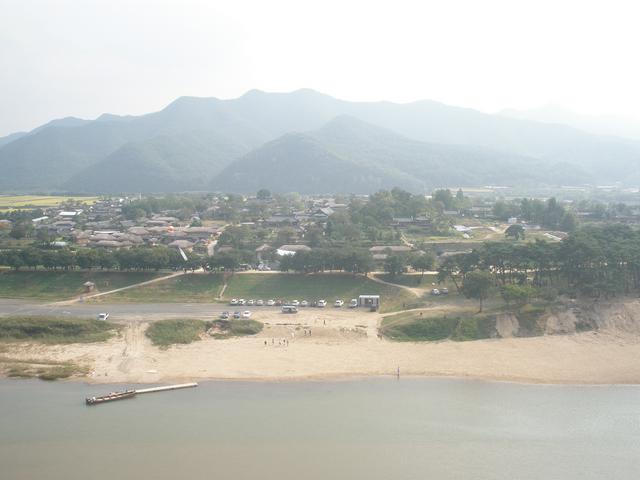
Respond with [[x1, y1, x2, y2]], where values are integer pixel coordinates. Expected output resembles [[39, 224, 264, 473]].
[[1, 378, 639, 479]]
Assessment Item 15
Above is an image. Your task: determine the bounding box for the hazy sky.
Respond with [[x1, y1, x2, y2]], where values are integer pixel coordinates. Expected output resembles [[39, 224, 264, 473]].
[[1, 0, 639, 136]]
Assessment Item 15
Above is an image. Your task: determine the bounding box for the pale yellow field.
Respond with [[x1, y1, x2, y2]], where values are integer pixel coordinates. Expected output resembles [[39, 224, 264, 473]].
[[0, 195, 99, 211]]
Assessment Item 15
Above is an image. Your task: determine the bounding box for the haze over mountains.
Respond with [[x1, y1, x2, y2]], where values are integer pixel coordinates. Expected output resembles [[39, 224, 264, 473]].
[[1, 89, 639, 194]]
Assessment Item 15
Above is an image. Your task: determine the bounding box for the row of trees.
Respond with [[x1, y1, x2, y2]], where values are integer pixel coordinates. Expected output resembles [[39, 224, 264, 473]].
[[0, 246, 199, 271], [492, 197, 577, 231], [441, 224, 640, 300]]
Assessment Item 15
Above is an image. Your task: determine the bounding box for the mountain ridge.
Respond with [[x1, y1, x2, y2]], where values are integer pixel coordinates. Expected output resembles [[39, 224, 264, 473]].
[[1, 89, 639, 193]]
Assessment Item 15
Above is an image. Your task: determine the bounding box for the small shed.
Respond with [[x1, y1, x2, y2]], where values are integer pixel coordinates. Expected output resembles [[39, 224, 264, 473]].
[[358, 295, 380, 310]]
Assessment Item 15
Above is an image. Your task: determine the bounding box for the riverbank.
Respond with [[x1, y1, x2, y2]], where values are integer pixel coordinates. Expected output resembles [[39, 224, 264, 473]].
[[2, 303, 640, 385]]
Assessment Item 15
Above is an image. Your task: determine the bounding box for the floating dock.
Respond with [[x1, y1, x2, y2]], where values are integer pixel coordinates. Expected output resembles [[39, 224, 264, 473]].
[[85, 382, 198, 405]]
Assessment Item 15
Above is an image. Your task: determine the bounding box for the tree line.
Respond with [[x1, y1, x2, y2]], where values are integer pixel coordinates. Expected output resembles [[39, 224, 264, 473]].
[[439, 224, 640, 300]]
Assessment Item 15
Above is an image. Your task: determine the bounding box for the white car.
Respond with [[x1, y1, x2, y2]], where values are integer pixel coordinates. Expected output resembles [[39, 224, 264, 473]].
[[334, 300, 344, 307], [291, 300, 300, 306], [238, 299, 246, 305], [242, 310, 252, 318], [348, 299, 358, 308], [300, 300, 309, 307], [247, 299, 255, 306], [256, 299, 264, 306], [97, 313, 109, 321], [267, 299, 275, 306], [431, 289, 440, 296], [317, 299, 327, 308], [230, 298, 238, 306]]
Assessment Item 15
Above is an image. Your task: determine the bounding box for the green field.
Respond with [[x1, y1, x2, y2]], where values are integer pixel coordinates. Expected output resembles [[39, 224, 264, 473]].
[[224, 273, 416, 313], [0, 271, 163, 301], [98, 272, 415, 312], [0, 195, 99, 211], [100, 273, 224, 303]]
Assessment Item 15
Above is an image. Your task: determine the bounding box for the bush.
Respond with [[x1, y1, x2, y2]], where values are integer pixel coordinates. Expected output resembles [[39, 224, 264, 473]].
[[145, 319, 206, 347], [0, 316, 118, 344]]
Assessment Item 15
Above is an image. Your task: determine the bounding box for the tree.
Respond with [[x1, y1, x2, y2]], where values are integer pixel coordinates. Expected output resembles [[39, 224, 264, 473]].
[[9, 221, 33, 239], [505, 224, 525, 241], [501, 284, 535, 309], [410, 252, 436, 279], [462, 270, 494, 312], [256, 189, 272, 200], [384, 254, 406, 276]]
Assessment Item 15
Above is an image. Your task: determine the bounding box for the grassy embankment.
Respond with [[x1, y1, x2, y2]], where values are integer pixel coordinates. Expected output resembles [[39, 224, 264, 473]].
[[102, 272, 416, 312], [0, 271, 162, 301], [381, 308, 495, 342], [381, 302, 552, 342], [0, 315, 121, 379], [145, 318, 263, 346]]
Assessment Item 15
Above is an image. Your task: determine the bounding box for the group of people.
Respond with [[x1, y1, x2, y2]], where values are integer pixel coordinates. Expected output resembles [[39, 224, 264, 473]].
[[264, 338, 290, 347]]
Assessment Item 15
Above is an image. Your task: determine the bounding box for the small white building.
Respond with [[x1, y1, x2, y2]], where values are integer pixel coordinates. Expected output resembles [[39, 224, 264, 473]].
[[358, 295, 380, 310], [276, 244, 311, 257]]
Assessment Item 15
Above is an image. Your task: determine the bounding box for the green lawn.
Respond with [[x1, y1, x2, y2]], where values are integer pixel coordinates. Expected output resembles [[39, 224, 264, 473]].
[[0, 271, 163, 301], [101, 273, 224, 303], [224, 273, 415, 313]]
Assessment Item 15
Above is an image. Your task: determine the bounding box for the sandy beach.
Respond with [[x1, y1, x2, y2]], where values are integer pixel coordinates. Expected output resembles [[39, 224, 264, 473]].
[[4, 306, 640, 385]]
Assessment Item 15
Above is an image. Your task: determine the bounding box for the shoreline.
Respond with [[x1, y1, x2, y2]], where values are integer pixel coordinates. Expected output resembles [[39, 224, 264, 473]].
[[3, 300, 640, 387]]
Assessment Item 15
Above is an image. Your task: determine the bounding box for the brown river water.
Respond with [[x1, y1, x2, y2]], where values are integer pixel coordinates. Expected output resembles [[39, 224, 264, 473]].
[[1, 378, 639, 479]]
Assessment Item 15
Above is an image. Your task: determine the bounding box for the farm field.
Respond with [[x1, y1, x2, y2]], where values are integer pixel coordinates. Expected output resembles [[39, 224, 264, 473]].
[[0, 271, 162, 301], [0, 195, 99, 211]]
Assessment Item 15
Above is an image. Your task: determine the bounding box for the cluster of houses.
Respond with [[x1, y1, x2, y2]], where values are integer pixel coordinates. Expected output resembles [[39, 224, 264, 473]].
[[10, 199, 221, 254]]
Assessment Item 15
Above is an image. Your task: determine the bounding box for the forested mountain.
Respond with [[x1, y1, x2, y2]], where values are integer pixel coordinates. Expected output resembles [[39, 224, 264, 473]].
[[1, 89, 639, 193], [211, 116, 589, 193]]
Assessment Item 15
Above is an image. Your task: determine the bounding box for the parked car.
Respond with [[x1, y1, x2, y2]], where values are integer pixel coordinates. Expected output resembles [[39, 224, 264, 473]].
[[440, 288, 449, 295], [300, 300, 309, 307], [242, 310, 252, 318], [220, 311, 230, 319], [97, 313, 109, 321], [282, 305, 298, 314], [230, 299, 238, 306], [431, 288, 440, 296], [247, 299, 255, 306], [238, 299, 246, 305], [233, 311, 241, 319], [334, 300, 344, 307], [256, 299, 264, 306], [348, 299, 358, 308], [267, 299, 275, 306], [291, 299, 300, 306], [317, 299, 327, 308]]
